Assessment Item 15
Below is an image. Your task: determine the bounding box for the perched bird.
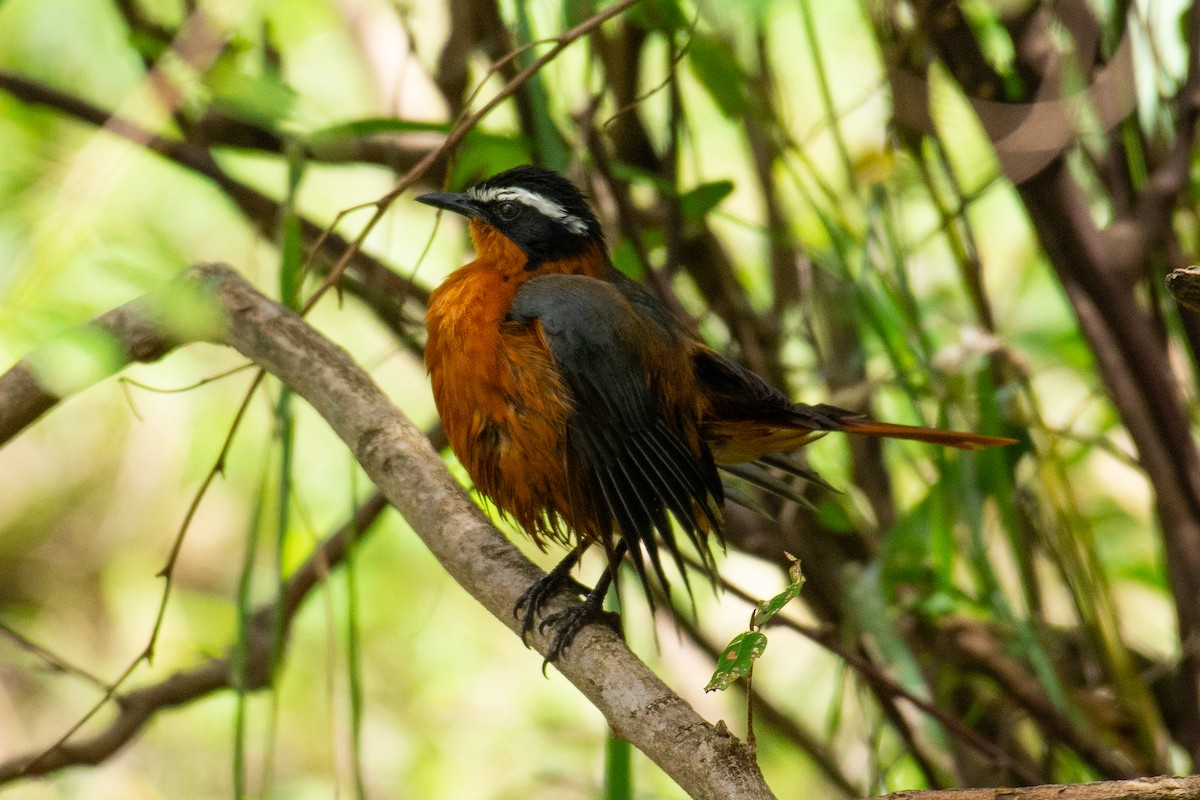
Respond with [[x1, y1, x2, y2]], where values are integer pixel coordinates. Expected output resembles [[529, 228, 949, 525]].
[[418, 165, 1012, 661]]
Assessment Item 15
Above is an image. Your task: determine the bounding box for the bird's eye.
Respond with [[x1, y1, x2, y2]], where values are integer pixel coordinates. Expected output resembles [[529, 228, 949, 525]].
[[495, 201, 521, 221]]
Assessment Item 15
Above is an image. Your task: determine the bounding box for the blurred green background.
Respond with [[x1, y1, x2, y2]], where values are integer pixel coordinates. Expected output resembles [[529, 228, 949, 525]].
[[1, 0, 1196, 797]]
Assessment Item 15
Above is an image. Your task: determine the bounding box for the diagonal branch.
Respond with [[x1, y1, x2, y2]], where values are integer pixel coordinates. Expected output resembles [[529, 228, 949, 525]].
[[875, 775, 1200, 800], [0, 69, 429, 326], [0, 281, 209, 446], [0, 492, 389, 781], [198, 261, 773, 799], [2, 263, 776, 800]]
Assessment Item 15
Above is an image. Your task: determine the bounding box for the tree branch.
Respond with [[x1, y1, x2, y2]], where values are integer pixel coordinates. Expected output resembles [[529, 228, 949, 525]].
[[0, 492, 389, 781], [203, 261, 773, 798], [1, 263, 775, 799], [0, 69, 429, 327], [876, 775, 1200, 800], [0, 281, 211, 446]]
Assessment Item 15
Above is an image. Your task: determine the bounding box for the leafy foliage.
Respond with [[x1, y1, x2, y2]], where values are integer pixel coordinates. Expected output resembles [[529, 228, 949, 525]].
[[1, 0, 1198, 797], [705, 556, 804, 693]]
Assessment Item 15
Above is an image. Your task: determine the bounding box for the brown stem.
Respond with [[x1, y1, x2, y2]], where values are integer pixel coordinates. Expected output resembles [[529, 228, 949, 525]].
[[0, 69, 428, 325], [16, 262, 773, 798], [0, 492, 389, 782], [0, 278, 211, 446], [875, 775, 1200, 800]]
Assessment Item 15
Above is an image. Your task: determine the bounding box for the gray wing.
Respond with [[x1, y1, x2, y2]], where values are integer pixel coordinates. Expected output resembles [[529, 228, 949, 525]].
[[508, 274, 724, 596]]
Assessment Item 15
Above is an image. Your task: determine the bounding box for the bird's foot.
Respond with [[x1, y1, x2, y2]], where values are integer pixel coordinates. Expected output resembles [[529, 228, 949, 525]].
[[537, 592, 621, 665], [514, 566, 589, 646], [513, 545, 625, 667]]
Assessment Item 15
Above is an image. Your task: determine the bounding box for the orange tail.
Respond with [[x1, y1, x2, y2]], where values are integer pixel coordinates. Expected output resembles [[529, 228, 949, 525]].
[[839, 420, 1016, 451]]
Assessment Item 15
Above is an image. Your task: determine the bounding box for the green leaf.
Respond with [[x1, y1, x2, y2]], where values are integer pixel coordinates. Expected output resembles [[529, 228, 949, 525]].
[[25, 327, 130, 398], [705, 631, 767, 692], [958, 0, 1018, 85], [883, 486, 941, 593], [679, 180, 734, 225], [687, 34, 746, 118], [279, 212, 302, 310], [127, 30, 168, 62], [846, 563, 952, 763], [447, 131, 534, 188], [513, 0, 568, 171], [815, 496, 855, 534], [610, 161, 673, 194], [610, 238, 645, 281], [628, 0, 689, 33], [754, 555, 806, 627], [206, 57, 296, 129], [279, 143, 305, 311], [926, 63, 1000, 196], [305, 118, 452, 147]]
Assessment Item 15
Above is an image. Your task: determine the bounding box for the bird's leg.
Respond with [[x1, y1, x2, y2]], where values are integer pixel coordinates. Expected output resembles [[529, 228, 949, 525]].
[[514, 543, 590, 645], [536, 541, 628, 664]]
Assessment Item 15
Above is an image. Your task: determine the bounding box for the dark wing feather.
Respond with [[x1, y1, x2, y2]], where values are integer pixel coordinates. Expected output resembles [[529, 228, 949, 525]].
[[693, 347, 862, 430], [694, 346, 1014, 451], [693, 346, 853, 506], [509, 274, 723, 599]]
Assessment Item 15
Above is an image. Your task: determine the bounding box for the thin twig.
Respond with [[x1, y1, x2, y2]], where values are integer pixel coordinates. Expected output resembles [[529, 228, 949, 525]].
[[0, 70, 429, 326], [299, 0, 645, 313], [0, 492, 390, 782], [874, 775, 1200, 800], [0, 622, 109, 691]]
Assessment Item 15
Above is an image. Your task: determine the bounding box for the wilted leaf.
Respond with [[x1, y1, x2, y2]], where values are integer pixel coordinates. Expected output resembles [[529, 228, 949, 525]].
[[755, 556, 805, 627]]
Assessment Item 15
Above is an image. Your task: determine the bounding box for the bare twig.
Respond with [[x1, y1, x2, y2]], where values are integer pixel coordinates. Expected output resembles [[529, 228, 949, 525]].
[[0, 69, 429, 326], [0, 622, 108, 691], [0, 263, 776, 798], [875, 775, 1200, 800], [0, 278, 215, 446], [0, 492, 389, 781]]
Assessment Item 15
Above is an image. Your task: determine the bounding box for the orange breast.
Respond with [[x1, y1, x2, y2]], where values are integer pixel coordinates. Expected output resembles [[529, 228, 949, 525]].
[[425, 258, 580, 546]]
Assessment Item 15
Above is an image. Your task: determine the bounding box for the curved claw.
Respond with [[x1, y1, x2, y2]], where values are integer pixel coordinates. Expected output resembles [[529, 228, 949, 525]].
[[513, 542, 627, 669], [538, 597, 622, 665], [514, 568, 587, 646]]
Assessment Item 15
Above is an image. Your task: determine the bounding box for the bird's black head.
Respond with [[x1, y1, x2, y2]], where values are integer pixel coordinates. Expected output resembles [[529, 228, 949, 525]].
[[416, 166, 605, 268]]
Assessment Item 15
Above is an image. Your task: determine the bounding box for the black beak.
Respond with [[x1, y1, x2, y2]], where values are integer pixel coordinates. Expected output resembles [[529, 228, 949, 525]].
[[415, 191, 481, 219]]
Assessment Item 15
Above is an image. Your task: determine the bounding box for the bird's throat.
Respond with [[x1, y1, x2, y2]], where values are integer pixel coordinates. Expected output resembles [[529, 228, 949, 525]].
[[467, 219, 609, 281]]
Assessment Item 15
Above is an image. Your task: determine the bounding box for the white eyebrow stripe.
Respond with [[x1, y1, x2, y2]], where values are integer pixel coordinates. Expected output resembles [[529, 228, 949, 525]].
[[466, 185, 590, 235]]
